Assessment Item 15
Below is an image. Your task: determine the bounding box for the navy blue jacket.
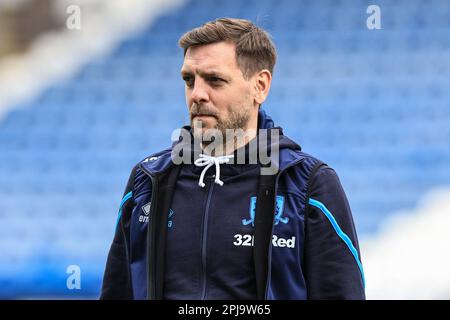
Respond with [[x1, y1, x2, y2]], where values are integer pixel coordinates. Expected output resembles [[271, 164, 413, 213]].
[[100, 109, 365, 300]]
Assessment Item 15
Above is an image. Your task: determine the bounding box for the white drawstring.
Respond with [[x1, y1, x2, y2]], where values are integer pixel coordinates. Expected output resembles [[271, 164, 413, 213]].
[[194, 154, 234, 187]]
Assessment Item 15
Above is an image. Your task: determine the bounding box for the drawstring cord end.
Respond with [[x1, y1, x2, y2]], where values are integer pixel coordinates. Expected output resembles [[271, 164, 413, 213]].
[[194, 154, 234, 188]]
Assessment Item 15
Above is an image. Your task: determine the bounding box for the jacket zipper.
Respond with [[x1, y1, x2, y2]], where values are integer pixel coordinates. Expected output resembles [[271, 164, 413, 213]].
[[200, 176, 215, 299], [139, 157, 306, 300], [263, 158, 306, 299]]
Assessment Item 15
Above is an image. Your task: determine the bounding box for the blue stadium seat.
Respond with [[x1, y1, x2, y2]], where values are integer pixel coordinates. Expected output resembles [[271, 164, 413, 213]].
[[1, 0, 450, 298]]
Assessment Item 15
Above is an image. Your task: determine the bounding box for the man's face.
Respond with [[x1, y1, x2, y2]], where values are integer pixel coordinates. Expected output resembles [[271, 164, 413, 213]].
[[181, 41, 257, 142]]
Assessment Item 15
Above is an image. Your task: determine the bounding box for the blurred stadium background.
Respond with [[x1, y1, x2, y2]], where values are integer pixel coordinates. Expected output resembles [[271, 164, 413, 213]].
[[0, 0, 449, 299]]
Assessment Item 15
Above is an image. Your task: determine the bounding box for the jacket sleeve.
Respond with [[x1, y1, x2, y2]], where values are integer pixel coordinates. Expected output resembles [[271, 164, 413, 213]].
[[99, 166, 137, 300], [304, 164, 366, 300]]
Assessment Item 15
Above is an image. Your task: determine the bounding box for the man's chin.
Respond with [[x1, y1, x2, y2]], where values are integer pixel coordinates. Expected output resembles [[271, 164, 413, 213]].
[[193, 127, 219, 137]]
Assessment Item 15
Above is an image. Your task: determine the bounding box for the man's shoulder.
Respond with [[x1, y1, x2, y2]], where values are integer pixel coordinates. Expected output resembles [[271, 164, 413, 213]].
[[279, 149, 346, 206], [289, 150, 344, 191], [139, 147, 173, 166], [128, 147, 174, 179], [281, 148, 340, 185], [283, 148, 327, 171]]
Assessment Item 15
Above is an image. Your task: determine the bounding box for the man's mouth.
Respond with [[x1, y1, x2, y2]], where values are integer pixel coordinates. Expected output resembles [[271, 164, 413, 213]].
[[193, 114, 217, 119]]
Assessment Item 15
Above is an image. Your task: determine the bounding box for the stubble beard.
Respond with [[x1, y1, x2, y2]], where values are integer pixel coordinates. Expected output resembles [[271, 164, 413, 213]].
[[190, 104, 251, 155]]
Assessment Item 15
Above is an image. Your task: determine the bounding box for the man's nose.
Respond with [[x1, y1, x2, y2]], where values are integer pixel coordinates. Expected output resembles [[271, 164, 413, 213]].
[[190, 79, 209, 104]]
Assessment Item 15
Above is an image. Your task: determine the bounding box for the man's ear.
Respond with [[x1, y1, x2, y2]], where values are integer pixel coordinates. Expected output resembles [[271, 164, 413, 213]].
[[254, 69, 272, 106]]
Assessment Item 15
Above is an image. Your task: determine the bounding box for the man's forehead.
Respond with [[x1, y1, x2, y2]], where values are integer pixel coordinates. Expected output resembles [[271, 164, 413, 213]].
[[181, 42, 238, 73]]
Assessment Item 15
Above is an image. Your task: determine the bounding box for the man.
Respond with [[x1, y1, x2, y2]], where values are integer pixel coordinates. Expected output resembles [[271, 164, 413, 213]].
[[100, 18, 365, 300]]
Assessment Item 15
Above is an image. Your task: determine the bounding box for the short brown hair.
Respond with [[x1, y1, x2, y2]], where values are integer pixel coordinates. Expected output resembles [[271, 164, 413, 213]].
[[178, 18, 276, 79]]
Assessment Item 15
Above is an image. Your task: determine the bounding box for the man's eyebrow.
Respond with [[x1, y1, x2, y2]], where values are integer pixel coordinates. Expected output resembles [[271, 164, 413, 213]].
[[199, 70, 228, 79], [180, 69, 228, 80], [181, 70, 193, 77]]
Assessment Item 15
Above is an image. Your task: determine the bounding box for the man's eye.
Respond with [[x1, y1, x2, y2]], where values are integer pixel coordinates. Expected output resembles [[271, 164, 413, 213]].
[[208, 77, 223, 85], [183, 77, 194, 87]]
